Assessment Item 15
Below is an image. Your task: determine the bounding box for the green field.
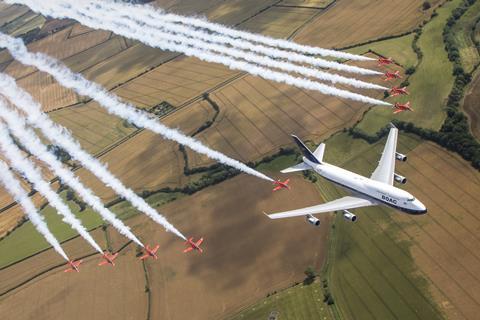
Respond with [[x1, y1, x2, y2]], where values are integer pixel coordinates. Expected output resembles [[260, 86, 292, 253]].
[[229, 281, 333, 320], [451, 0, 480, 72], [348, 33, 418, 68], [317, 133, 442, 320], [357, 0, 461, 135], [0, 190, 182, 268]]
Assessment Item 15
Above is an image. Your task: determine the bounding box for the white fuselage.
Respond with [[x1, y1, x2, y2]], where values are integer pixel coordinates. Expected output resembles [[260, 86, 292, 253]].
[[303, 157, 427, 214]]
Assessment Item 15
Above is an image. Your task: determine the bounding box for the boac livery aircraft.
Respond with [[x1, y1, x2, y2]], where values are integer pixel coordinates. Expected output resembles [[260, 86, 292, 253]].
[[265, 124, 427, 226]]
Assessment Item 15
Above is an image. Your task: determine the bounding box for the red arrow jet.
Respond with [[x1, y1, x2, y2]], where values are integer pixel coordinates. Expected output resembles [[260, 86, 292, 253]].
[[393, 102, 413, 114], [183, 237, 204, 253], [378, 57, 394, 66], [273, 179, 290, 192], [383, 71, 402, 81], [389, 86, 409, 97], [64, 259, 83, 273], [139, 244, 160, 260], [98, 251, 119, 267]]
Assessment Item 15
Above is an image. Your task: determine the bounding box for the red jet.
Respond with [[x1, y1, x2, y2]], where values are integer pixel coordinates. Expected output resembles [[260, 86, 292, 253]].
[[389, 86, 409, 97], [139, 244, 160, 260], [383, 71, 402, 81], [183, 237, 204, 253], [64, 259, 83, 273], [378, 57, 394, 66], [98, 251, 119, 267], [393, 102, 413, 114], [272, 179, 290, 192]]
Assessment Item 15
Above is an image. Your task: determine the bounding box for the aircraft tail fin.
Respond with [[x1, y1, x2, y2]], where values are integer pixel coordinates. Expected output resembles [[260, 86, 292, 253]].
[[281, 136, 324, 173], [291, 135, 321, 164]]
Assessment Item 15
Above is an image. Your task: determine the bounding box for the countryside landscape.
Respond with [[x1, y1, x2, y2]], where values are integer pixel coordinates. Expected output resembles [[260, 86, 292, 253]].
[[0, 0, 479, 319]]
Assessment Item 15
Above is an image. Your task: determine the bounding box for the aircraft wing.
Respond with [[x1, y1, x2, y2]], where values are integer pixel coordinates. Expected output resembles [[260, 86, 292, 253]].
[[370, 125, 398, 185], [266, 196, 376, 219]]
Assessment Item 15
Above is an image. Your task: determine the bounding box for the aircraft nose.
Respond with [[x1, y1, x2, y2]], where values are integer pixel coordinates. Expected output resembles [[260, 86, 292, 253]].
[[414, 199, 427, 214]]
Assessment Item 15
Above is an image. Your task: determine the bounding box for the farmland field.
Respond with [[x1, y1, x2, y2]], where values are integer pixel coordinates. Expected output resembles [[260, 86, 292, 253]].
[[294, 0, 442, 48], [451, 0, 480, 72], [464, 72, 480, 139], [356, 0, 460, 134], [0, 0, 479, 319]]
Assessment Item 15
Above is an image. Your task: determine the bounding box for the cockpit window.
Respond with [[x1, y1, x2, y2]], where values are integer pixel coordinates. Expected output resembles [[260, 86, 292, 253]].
[[407, 197, 415, 202]]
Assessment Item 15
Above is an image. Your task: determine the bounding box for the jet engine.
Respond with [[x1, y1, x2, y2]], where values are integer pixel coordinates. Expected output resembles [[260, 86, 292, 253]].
[[394, 173, 407, 184], [306, 214, 320, 227], [395, 152, 407, 162], [343, 210, 357, 222]]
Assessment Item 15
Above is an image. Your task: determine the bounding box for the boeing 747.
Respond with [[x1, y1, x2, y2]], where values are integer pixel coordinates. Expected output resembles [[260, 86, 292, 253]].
[[265, 125, 427, 226]]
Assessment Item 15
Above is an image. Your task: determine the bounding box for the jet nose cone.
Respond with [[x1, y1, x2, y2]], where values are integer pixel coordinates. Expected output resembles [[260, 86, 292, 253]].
[[414, 199, 427, 214]]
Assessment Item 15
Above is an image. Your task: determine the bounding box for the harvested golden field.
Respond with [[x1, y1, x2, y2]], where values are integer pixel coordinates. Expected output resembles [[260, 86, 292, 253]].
[[279, 0, 333, 7], [69, 100, 214, 201], [0, 232, 146, 320], [4, 26, 112, 79], [48, 101, 138, 155], [15, 71, 79, 112], [145, 173, 329, 320], [0, 173, 329, 320], [347, 141, 480, 320], [186, 74, 370, 168], [240, 6, 320, 38], [81, 43, 178, 90], [295, 0, 441, 48], [0, 4, 29, 27], [114, 55, 239, 108], [393, 142, 480, 320]]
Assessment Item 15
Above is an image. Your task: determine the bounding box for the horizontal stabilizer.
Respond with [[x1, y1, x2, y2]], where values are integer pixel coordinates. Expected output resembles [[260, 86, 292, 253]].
[[281, 162, 311, 173]]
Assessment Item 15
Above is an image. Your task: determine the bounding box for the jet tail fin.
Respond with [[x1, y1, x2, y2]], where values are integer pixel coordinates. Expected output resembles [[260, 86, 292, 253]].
[[291, 135, 321, 164]]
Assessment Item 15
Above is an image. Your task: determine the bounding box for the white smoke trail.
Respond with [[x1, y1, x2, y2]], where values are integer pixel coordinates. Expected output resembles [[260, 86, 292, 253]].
[[1, 2, 391, 106], [0, 123, 104, 254], [0, 74, 187, 241], [0, 160, 70, 261], [0, 100, 144, 247], [81, 2, 386, 90], [107, 0, 373, 62], [84, 0, 381, 77], [0, 34, 281, 181]]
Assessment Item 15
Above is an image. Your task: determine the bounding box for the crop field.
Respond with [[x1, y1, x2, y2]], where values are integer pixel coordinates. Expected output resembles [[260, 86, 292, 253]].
[[66, 100, 214, 202], [239, 6, 320, 38], [279, 0, 333, 8], [0, 240, 147, 320], [294, 0, 441, 48], [114, 56, 240, 108], [145, 174, 330, 320], [48, 101, 138, 155], [0, 4, 29, 27], [348, 33, 418, 68], [0, 173, 329, 320], [464, 72, 480, 139], [451, 0, 480, 72], [229, 281, 333, 320], [314, 131, 480, 320], [185, 73, 370, 168], [357, 0, 461, 135], [2, 11, 45, 37]]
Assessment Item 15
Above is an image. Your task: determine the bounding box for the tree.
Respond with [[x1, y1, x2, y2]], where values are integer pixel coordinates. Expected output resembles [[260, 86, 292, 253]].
[[303, 266, 317, 285], [422, 1, 431, 10]]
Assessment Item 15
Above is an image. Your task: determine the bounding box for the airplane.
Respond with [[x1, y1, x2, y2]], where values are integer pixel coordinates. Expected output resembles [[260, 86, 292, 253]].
[[378, 57, 394, 66], [139, 244, 160, 260], [383, 70, 402, 81], [264, 124, 426, 227], [98, 251, 119, 266], [393, 101, 413, 114], [183, 237, 204, 253], [389, 86, 409, 97], [273, 179, 290, 191], [64, 259, 83, 273]]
